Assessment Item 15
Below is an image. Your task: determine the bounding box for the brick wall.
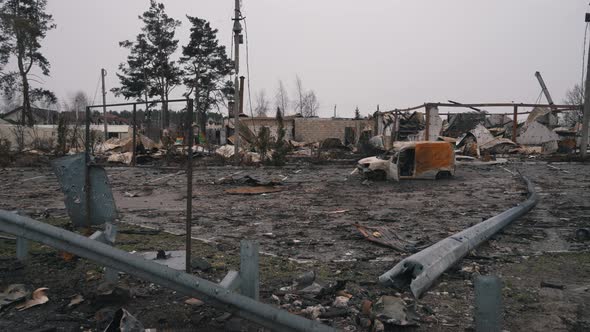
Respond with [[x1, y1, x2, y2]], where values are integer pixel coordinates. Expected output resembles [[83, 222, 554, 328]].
[[241, 118, 295, 141], [293, 118, 373, 143]]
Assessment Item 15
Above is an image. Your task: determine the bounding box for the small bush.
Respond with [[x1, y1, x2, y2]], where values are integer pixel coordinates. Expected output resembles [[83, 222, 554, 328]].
[[0, 138, 12, 167]]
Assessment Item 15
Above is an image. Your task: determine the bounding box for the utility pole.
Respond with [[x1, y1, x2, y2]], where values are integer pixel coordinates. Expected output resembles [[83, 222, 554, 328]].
[[333, 104, 337, 118], [101, 69, 108, 141], [233, 0, 242, 163], [581, 13, 590, 158]]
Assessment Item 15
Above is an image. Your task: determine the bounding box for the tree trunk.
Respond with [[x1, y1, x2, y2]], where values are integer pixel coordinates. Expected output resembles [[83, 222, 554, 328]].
[[21, 75, 33, 126], [16, 45, 33, 127], [193, 90, 204, 143], [200, 90, 211, 138], [161, 92, 169, 129]]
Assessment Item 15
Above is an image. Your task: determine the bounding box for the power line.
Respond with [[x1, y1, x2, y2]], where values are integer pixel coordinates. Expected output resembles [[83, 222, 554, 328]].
[[229, 26, 234, 84], [240, 7, 259, 137], [91, 71, 101, 105], [243, 17, 254, 120]]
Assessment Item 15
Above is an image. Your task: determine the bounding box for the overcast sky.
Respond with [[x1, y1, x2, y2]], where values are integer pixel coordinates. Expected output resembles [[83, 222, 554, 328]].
[[27, 1, 590, 117]]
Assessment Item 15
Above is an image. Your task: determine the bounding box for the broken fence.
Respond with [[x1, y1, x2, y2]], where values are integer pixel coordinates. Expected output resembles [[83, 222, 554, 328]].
[[0, 210, 336, 332]]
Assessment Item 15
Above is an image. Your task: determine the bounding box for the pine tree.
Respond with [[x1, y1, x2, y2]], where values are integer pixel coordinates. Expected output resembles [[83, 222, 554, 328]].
[[114, 0, 181, 129], [272, 106, 289, 166], [0, 0, 56, 126], [112, 35, 152, 124], [181, 16, 233, 134]]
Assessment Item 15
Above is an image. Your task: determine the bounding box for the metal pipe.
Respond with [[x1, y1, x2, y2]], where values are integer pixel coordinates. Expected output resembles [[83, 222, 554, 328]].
[[101, 69, 108, 141], [186, 99, 194, 273], [512, 105, 518, 143], [581, 14, 590, 158], [379, 176, 538, 298], [424, 104, 430, 141], [384, 103, 581, 114], [448, 100, 485, 113], [0, 210, 335, 332], [431, 102, 577, 109], [132, 104, 137, 167], [84, 106, 91, 230]]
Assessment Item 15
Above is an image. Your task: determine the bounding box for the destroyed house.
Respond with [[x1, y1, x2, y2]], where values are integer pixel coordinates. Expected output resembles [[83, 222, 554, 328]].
[[223, 116, 373, 146]]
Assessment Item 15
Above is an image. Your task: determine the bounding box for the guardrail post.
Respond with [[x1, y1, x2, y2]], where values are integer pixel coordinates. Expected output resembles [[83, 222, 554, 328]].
[[475, 275, 502, 332], [0, 210, 336, 331], [104, 223, 118, 283], [220, 270, 241, 291], [89, 223, 119, 283], [240, 240, 259, 301], [16, 237, 29, 262]]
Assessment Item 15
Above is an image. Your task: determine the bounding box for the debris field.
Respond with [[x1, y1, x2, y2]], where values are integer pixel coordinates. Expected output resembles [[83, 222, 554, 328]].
[[1, 160, 589, 331]]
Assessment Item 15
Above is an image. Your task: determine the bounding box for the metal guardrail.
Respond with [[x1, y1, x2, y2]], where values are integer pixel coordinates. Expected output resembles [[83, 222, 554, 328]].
[[0, 210, 336, 332], [379, 176, 538, 298]]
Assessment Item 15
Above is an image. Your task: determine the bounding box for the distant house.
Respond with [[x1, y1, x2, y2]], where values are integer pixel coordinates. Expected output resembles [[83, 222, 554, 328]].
[[1, 106, 59, 125], [0, 108, 131, 140], [59, 111, 130, 126], [58, 111, 131, 139]]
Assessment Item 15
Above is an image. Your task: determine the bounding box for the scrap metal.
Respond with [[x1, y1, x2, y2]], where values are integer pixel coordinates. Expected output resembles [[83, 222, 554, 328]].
[[379, 175, 538, 298], [52, 154, 117, 227]]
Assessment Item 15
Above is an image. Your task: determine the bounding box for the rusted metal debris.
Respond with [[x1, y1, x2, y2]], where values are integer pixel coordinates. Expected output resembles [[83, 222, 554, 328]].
[[354, 224, 418, 252]]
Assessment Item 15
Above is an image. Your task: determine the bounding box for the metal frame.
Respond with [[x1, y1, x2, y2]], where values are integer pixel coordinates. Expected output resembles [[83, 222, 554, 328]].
[[380, 101, 582, 146], [85, 98, 196, 272], [0, 210, 335, 332], [379, 176, 538, 298]]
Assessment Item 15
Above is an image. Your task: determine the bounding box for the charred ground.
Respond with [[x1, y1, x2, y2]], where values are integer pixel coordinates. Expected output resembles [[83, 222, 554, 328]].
[[0, 160, 589, 331]]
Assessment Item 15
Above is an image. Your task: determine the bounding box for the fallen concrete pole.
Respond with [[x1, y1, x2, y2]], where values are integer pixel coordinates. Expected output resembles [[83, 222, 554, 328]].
[[0, 210, 335, 332], [379, 176, 538, 298]]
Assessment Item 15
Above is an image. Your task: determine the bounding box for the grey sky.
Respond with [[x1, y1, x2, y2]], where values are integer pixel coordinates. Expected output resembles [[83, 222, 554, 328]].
[[33, 0, 590, 117]]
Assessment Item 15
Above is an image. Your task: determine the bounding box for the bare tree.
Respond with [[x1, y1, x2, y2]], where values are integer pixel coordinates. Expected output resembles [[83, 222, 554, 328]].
[[62, 91, 90, 123], [563, 84, 584, 126], [254, 90, 269, 117], [302, 90, 319, 117], [294, 75, 304, 115], [275, 80, 289, 116], [61, 91, 90, 150]]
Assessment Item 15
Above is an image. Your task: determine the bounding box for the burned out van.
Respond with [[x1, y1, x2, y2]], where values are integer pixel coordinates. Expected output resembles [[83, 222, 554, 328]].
[[356, 141, 455, 181]]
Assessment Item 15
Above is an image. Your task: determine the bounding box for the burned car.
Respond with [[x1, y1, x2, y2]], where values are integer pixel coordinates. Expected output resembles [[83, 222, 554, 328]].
[[356, 141, 455, 181]]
